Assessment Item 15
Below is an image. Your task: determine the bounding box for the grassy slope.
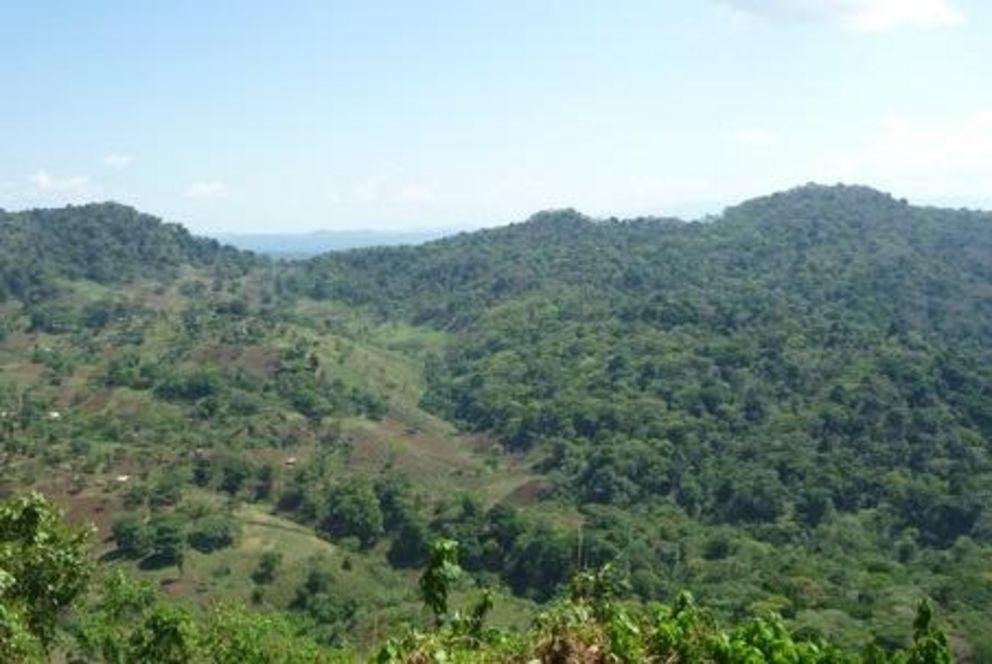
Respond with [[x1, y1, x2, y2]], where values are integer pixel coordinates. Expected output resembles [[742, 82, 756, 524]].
[[0, 277, 541, 650]]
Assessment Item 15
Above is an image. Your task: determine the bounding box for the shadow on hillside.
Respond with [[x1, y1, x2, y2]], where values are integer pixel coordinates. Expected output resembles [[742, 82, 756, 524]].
[[138, 553, 181, 570], [97, 548, 129, 563]]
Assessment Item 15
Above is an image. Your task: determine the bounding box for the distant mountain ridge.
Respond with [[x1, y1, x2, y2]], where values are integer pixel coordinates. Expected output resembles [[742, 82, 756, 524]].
[[298, 184, 992, 339], [215, 228, 452, 257]]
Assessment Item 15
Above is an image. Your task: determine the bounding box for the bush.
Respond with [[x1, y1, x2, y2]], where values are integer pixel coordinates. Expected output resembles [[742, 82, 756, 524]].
[[187, 515, 239, 554], [320, 479, 384, 549], [154, 369, 222, 402], [252, 552, 282, 585], [111, 514, 150, 558], [146, 514, 187, 568]]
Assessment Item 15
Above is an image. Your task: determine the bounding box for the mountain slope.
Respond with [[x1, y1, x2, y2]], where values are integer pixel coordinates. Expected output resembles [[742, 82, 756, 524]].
[[301, 184, 992, 340], [0, 202, 253, 303], [288, 184, 992, 650]]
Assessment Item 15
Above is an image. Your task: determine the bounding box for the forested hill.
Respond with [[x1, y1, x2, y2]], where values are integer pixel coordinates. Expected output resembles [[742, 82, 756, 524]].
[[0, 202, 254, 303], [297, 184, 992, 342], [293, 182, 992, 548], [716, 185, 992, 344], [289, 185, 992, 648], [294, 208, 687, 326]]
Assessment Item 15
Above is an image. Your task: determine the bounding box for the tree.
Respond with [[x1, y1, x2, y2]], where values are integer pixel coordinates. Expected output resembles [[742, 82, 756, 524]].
[[127, 603, 197, 663], [0, 492, 91, 652], [187, 515, 239, 554], [251, 552, 282, 585], [147, 515, 186, 571], [906, 599, 952, 664], [74, 573, 329, 663], [320, 479, 384, 548], [111, 514, 150, 558], [217, 456, 253, 496], [420, 539, 462, 627], [197, 603, 326, 662], [254, 463, 275, 500], [149, 475, 182, 508], [387, 517, 430, 568]]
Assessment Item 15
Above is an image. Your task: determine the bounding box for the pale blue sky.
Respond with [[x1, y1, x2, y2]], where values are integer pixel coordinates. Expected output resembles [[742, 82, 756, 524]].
[[1, 1, 990, 232]]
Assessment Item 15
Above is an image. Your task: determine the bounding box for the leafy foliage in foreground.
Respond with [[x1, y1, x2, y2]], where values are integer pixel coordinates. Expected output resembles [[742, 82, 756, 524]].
[[0, 493, 343, 662], [0, 492, 91, 659], [73, 572, 340, 663], [378, 542, 952, 663], [0, 504, 956, 662]]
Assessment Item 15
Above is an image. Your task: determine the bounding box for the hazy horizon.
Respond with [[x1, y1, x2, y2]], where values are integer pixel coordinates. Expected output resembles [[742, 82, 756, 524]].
[[1, 179, 987, 240]]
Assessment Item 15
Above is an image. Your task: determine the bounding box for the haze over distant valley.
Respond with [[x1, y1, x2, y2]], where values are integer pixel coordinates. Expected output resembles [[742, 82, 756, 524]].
[[214, 228, 453, 257]]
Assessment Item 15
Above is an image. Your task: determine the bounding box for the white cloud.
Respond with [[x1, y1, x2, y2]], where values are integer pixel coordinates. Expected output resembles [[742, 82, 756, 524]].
[[28, 170, 89, 193], [844, 0, 965, 31], [820, 110, 992, 195], [0, 170, 96, 207], [103, 153, 133, 168], [719, 0, 965, 32], [184, 180, 229, 199]]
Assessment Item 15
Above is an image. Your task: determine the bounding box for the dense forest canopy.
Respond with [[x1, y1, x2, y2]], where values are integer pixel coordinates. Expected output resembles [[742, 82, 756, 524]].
[[0, 202, 255, 303], [301, 185, 992, 340], [0, 184, 989, 660], [295, 184, 992, 537]]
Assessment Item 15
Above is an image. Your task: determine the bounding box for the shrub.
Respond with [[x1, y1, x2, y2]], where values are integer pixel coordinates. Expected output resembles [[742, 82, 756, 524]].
[[111, 514, 150, 558], [251, 552, 282, 585], [187, 515, 239, 554]]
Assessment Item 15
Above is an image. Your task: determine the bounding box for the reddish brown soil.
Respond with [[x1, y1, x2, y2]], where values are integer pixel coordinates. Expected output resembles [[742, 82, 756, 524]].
[[191, 344, 243, 366], [6, 362, 44, 381], [33, 482, 121, 549], [347, 418, 477, 479], [160, 576, 196, 598], [503, 478, 550, 506], [65, 493, 118, 542], [239, 346, 281, 378], [77, 389, 113, 414]]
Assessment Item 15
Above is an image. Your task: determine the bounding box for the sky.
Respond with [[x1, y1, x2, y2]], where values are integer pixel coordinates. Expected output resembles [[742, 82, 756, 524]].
[[1, 0, 990, 233]]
